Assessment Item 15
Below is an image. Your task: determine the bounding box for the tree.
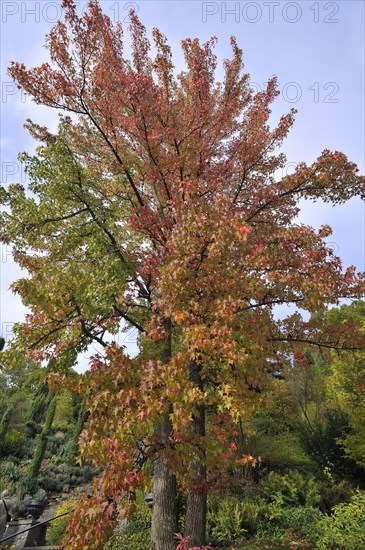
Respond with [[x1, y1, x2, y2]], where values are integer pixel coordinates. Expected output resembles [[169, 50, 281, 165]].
[[0, 405, 13, 449], [3, 0, 365, 547], [274, 345, 363, 479], [66, 399, 87, 466], [27, 380, 50, 427], [27, 394, 57, 479], [0, 355, 44, 450], [325, 302, 365, 468]]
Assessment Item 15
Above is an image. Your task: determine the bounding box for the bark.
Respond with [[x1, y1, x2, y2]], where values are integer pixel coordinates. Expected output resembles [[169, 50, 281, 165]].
[[184, 362, 207, 547], [151, 413, 177, 550], [151, 320, 177, 550]]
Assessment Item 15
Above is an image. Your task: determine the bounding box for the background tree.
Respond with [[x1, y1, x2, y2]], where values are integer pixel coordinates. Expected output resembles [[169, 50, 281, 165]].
[[0, 405, 13, 449], [65, 398, 87, 466], [2, 1, 365, 548], [27, 395, 57, 480], [0, 356, 44, 455], [325, 302, 365, 468]]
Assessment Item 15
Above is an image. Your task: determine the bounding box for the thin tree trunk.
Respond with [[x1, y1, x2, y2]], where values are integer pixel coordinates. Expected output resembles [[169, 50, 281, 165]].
[[151, 320, 177, 550], [184, 362, 207, 547], [151, 413, 177, 550]]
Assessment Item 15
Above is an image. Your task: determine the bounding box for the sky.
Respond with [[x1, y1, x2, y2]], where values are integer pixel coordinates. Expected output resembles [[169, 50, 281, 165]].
[[0, 0, 364, 370]]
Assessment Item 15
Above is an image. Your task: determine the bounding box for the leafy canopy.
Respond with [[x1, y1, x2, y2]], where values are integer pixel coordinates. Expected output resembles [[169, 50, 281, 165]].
[[2, 0, 364, 547]]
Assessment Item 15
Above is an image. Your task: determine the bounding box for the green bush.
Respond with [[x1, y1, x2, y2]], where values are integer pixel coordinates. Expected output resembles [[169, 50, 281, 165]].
[[280, 506, 323, 540], [80, 463, 97, 482], [318, 479, 354, 513], [0, 478, 11, 494], [255, 501, 323, 542], [18, 436, 36, 459], [104, 508, 151, 550], [1, 429, 26, 456], [259, 471, 321, 508], [46, 498, 77, 546], [46, 432, 68, 457], [315, 490, 365, 550], [36, 462, 96, 493], [0, 460, 20, 482], [207, 496, 263, 543], [17, 477, 40, 499], [209, 498, 247, 542], [246, 432, 313, 473], [26, 419, 42, 438]]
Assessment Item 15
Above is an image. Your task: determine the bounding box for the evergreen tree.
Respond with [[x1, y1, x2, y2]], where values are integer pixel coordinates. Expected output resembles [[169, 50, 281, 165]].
[[27, 396, 57, 479]]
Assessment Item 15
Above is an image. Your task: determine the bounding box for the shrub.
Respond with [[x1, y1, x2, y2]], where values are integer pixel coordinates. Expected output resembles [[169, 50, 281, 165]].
[[280, 506, 323, 541], [318, 479, 354, 513], [104, 508, 151, 550], [17, 477, 40, 499], [0, 460, 20, 482], [255, 501, 323, 543], [246, 432, 313, 473], [50, 453, 66, 466], [1, 429, 26, 456], [18, 436, 36, 459], [315, 490, 365, 550], [207, 496, 263, 543], [255, 474, 323, 542], [80, 464, 97, 482], [259, 471, 320, 508], [210, 499, 247, 542], [45, 433, 67, 457], [38, 473, 60, 493], [26, 419, 42, 438], [46, 498, 77, 546]]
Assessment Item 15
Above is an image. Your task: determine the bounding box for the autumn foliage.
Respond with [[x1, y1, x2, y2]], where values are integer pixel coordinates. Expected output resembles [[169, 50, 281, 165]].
[[2, 0, 364, 548]]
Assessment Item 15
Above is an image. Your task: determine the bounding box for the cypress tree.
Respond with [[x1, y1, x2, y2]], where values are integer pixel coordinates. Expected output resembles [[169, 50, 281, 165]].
[[27, 382, 49, 425], [28, 396, 56, 479], [66, 401, 87, 465], [0, 404, 13, 447]]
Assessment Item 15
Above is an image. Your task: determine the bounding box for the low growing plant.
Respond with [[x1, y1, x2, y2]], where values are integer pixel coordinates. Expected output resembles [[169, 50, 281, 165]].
[[315, 490, 365, 550], [46, 498, 77, 546], [0, 460, 20, 482], [318, 479, 354, 513], [207, 496, 262, 543], [1, 430, 26, 457], [259, 471, 321, 508], [104, 507, 151, 550]]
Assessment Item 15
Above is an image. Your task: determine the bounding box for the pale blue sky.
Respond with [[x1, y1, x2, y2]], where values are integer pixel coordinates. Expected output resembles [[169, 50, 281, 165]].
[[0, 1, 364, 368]]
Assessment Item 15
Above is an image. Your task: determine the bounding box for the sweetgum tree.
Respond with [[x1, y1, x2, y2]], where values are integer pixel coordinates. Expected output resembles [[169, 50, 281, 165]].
[[2, 0, 365, 547]]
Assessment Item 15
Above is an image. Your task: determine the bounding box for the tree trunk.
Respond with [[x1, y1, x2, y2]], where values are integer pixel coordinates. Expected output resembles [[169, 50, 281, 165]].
[[151, 320, 177, 550], [184, 362, 207, 547], [151, 413, 177, 550]]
